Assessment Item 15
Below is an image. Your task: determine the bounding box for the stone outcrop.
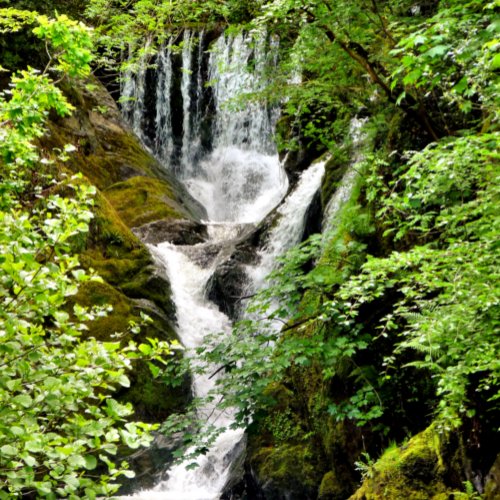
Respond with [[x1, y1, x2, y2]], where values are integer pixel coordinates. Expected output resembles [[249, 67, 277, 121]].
[[44, 76, 202, 421]]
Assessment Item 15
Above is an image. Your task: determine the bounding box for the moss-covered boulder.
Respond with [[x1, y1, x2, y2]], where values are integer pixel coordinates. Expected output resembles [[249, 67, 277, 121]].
[[318, 470, 350, 500], [104, 176, 191, 228], [41, 77, 201, 421], [349, 426, 475, 500], [249, 442, 322, 499], [485, 454, 500, 500]]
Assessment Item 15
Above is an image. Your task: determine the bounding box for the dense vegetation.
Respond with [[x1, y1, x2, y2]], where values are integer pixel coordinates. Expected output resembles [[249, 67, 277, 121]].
[[1, 0, 498, 498], [0, 9, 176, 498]]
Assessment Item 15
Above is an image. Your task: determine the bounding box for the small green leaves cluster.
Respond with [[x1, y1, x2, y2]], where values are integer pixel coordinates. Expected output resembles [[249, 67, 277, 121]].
[[0, 10, 174, 497], [33, 13, 94, 78], [343, 133, 500, 428], [391, 0, 499, 118]]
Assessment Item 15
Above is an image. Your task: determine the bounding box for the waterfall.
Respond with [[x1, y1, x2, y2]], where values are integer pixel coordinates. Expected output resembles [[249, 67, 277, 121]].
[[247, 160, 326, 288], [181, 30, 194, 174], [209, 32, 278, 153], [124, 160, 325, 500], [184, 31, 286, 223], [322, 117, 368, 234], [120, 29, 325, 500], [121, 61, 147, 143], [155, 41, 174, 164], [121, 30, 287, 222], [125, 232, 244, 500]]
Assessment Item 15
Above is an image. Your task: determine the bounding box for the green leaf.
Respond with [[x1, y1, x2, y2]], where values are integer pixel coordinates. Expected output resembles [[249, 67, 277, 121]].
[[84, 455, 97, 470], [117, 374, 130, 388], [1, 444, 17, 456], [425, 45, 449, 57], [490, 53, 500, 70], [13, 394, 33, 408]]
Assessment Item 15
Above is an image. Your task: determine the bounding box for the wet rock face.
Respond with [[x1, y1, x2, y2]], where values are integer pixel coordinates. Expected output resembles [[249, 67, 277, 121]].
[[207, 183, 324, 320], [485, 454, 500, 499], [282, 144, 324, 187], [133, 219, 209, 246], [221, 467, 266, 500], [117, 433, 185, 495], [206, 224, 266, 319], [208, 256, 253, 319], [303, 190, 323, 241]]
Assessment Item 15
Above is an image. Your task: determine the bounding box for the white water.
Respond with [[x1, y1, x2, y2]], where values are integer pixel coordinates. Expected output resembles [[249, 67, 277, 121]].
[[155, 41, 174, 164], [121, 58, 148, 143], [120, 31, 287, 223], [184, 146, 287, 223], [121, 31, 329, 500], [322, 117, 368, 234], [130, 236, 243, 500], [247, 160, 326, 288], [127, 158, 324, 499], [209, 32, 278, 153], [184, 31, 286, 222], [181, 30, 194, 174]]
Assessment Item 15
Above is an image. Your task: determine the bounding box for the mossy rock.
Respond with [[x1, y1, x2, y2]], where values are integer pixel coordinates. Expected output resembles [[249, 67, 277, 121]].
[[122, 355, 191, 422], [485, 453, 500, 500], [349, 426, 470, 500], [319, 470, 352, 500], [89, 191, 141, 250], [249, 443, 322, 500], [71, 280, 137, 341], [44, 76, 204, 223], [104, 176, 189, 228], [321, 148, 350, 208], [82, 192, 175, 317], [44, 78, 158, 190]]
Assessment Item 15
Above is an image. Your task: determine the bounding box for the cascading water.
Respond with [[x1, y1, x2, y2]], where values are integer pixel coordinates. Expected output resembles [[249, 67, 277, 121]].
[[121, 30, 328, 499], [122, 30, 287, 222], [322, 117, 368, 234], [247, 160, 326, 288], [208, 32, 278, 153], [120, 31, 286, 500], [126, 167, 325, 500], [183, 31, 286, 223], [128, 236, 244, 500], [180, 30, 195, 174], [121, 56, 148, 143], [155, 41, 174, 164]]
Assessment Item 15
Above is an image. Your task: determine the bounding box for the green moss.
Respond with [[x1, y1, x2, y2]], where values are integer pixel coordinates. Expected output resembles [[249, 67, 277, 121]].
[[105, 176, 186, 228], [485, 454, 500, 499], [250, 443, 322, 497], [81, 191, 175, 314], [72, 280, 136, 341], [44, 89, 157, 190], [349, 426, 466, 500], [321, 147, 350, 207], [319, 470, 350, 500], [84, 248, 149, 284], [89, 191, 142, 251], [123, 361, 191, 422]]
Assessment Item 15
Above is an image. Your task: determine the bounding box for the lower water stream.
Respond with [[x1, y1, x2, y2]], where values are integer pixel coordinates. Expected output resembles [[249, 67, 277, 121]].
[[126, 158, 326, 499]]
